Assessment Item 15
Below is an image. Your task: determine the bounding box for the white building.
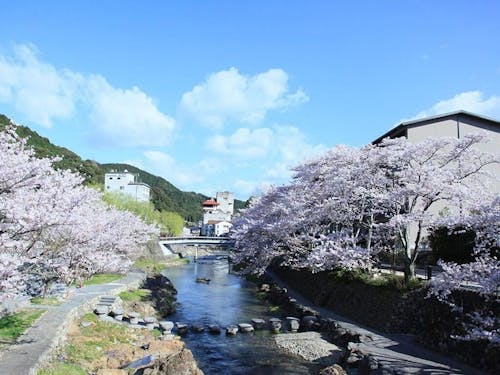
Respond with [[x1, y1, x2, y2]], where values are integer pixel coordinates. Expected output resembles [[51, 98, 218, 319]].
[[373, 110, 500, 249], [201, 192, 234, 225], [104, 170, 150, 202], [214, 221, 232, 236], [201, 191, 235, 235], [373, 110, 500, 193]]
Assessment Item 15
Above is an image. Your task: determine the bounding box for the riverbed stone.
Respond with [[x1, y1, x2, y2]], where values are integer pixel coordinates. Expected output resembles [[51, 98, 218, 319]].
[[80, 321, 93, 328], [301, 315, 320, 331], [319, 364, 348, 375], [144, 316, 157, 330], [95, 305, 109, 315], [111, 307, 124, 316], [226, 325, 238, 335], [286, 317, 300, 332], [99, 315, 117, 323], [111, 308, 124, 321], [238, 323, 254, 333], [259, 283, 270, 292], [128, 312, 141, 325], [161, 333, 176, 341], [251, 318, 266, 330]]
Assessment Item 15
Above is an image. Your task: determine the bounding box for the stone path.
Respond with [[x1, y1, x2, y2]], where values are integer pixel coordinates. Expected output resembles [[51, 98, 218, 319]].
[[0, 271, 145, 375], [267, 270, 487, 375]]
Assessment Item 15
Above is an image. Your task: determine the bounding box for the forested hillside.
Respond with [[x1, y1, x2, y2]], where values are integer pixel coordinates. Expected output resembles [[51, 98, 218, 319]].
[[0, 114, 246, 222]]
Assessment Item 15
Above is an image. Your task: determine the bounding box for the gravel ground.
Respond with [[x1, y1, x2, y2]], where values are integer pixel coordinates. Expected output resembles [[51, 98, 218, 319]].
[[275, 331, 344, 364]]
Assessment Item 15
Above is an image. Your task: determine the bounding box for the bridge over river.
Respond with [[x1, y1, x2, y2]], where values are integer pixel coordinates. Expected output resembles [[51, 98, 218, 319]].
[[159, 236, 233, 258]]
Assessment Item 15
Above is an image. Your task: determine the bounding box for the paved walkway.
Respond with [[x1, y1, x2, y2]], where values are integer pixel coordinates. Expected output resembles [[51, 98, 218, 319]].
[[0, 271, 145, 375], [267, 270, 488, 375]]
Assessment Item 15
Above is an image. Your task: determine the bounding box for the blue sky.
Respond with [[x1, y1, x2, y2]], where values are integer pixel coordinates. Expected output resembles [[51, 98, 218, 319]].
[[1, 1, 499, 199]]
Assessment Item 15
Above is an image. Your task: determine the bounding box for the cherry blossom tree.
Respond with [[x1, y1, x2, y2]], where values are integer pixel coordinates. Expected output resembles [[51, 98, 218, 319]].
[[375, 134, 498, 281], [231, 184, 308, 274], [232, 133, 498, 281], [231, 131, 499, 343], [0, 126, 158, 301]]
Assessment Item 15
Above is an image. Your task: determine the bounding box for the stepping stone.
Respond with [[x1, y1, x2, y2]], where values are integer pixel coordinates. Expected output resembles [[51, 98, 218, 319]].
[[208, 324, 221, 334], [111, 308, 124, 321], [191, 324, 205, 333], [238, 323, 254, 333], [251, 318, 266, 330], [226, 325, 238, 335], [269, 318, 282, 333], [286, 317, 300, 332], [159, 321, 174, 333], [176, 322, 188, 335]]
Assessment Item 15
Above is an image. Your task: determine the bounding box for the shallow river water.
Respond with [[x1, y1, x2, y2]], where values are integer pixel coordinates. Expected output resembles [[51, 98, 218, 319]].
[[163, 256, 318, 375]]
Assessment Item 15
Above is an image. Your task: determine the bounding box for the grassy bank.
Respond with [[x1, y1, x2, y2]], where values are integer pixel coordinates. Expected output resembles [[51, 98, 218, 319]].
[[38, 272, 188, 375], [0, 309, 46, 348], [133, 256, 189, 274]]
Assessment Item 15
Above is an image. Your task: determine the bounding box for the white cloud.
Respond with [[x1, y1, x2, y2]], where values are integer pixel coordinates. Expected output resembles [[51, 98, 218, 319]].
[[263, 126, 327, 180], [206, 127, 274, 158], [87, 76, 175, 147], [180, 67, 308, 128], [0, 43, 175, 146], [206, 125, 326, 184], [0, 44, 78, 127], [233, 179, 271, 197], [414, 91, 500, 120], [142, 150, 204, 187]]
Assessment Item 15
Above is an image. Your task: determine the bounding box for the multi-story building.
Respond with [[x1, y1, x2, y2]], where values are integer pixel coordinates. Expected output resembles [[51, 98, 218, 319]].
[[104, 170, 150, 202], [373, 110, 500, 249], [201, 191, 234, 236]]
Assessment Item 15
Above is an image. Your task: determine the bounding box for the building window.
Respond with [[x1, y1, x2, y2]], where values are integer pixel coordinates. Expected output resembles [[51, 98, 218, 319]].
[[106, 186, 110, 189], [120, 186, 124, 190]]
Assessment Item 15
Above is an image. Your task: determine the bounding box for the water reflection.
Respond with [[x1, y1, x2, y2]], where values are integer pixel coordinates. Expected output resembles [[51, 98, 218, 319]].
[[163, 256, 317, 375]]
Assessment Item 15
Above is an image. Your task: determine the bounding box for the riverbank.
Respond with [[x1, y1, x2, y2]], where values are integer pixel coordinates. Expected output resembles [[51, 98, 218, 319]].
[[36, 272, 203, 375], [256, 269, 489, 375], [0, 271, 146, 375]]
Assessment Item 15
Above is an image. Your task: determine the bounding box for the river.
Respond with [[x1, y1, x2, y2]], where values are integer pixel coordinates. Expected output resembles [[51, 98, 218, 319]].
[[163, 256, 319, 375]]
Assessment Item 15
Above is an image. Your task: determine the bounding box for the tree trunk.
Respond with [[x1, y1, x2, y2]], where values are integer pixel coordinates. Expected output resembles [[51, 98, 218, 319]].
[[404, 262, 416, 284]]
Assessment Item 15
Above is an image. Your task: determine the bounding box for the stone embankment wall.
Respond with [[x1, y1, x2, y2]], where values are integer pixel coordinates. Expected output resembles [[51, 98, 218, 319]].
[[32, 273, 145, 375], [271, 267, 499, 373]]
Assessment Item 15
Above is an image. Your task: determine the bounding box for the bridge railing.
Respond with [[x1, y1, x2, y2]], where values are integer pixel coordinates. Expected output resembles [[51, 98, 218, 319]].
[[160, 236, 230, 241]]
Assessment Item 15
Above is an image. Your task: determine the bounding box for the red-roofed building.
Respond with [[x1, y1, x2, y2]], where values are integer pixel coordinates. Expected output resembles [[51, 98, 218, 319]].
[[201, 192, 234, 236]]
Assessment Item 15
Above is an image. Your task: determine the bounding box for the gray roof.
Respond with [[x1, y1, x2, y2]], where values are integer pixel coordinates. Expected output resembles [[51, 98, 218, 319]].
[[373, 110, 500, 144]]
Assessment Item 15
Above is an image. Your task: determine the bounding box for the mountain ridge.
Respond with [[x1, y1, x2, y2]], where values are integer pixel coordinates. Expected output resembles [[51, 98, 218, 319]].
[[0, 114, 245, 222]]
